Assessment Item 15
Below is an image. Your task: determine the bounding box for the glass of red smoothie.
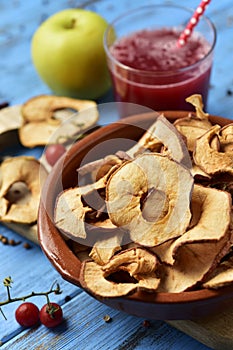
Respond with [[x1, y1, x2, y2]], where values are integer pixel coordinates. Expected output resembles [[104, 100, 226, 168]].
[[104, 4, 216, 114]]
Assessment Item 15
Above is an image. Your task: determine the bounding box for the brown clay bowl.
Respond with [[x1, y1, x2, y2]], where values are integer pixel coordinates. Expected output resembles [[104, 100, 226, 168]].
[[38, 111, 233, 320]]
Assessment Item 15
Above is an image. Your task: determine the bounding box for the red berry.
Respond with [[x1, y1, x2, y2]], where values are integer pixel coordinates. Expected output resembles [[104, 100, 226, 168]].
[[15, 302, 40, 327], [45, 144, 66, 166], [40, 302, 63, 328]]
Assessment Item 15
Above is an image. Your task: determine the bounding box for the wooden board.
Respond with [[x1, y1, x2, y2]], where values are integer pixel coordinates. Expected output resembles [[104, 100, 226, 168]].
[[168, 310, 233, 350], [4, 222, 38, 244]]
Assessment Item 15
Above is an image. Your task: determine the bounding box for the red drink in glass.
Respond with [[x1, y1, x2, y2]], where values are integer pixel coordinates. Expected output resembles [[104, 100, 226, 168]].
[[104, 5, 216, 115]]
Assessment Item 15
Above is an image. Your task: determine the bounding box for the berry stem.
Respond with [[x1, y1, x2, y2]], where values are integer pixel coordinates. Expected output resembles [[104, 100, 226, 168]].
[[0, 277, 62, 319]]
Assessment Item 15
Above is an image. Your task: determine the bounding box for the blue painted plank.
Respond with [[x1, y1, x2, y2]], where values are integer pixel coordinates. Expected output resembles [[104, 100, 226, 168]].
[[1, 291, 211, 350], [0, 231, 81, 344]]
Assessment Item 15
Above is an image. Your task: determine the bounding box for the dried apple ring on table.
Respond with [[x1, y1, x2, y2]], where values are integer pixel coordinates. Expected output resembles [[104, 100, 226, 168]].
[[0, 156, 47, 224], [19, 94, 99, 147], [106, 153, 194, 247]]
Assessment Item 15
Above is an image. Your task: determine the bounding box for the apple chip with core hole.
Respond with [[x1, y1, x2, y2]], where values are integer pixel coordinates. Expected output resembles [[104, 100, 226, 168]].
[[19, 95, 99, 147], [0, 156, 47, 223], [106, 153, 194, 247], [81, 248, 160, 298]]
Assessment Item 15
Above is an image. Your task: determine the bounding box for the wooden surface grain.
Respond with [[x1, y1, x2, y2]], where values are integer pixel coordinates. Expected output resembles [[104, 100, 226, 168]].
[[0, 0, 233, 349]]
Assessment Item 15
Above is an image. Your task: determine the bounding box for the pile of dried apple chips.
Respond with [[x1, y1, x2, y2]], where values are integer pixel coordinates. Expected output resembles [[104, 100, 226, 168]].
[[54, 95, 233, 298]]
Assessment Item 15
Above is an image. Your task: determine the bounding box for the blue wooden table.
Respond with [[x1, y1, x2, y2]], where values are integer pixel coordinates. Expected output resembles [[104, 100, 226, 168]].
[[0, 1, 233, 349]]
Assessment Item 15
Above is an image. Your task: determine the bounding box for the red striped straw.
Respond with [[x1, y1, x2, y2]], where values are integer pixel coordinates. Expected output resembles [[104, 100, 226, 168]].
[[177, 0, 211, 48]]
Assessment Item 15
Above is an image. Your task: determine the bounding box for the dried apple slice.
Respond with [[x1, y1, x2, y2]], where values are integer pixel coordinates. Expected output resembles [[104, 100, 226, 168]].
[[54, 187, 93, 240], [0, 156, 47, 224], [81, 261, 160, 297], [174, 118, 212, 153], [203, 255, 233, 289], [102, 247, 158, 276], [174, 95, 212, 153], [190, 163, 211, 180], [79, 113, 192, 181], [127, 114, 192, 169], [19, 95, 99, 147], [193, 125, 233, 175], [89, 231, 124, 265], [185, 94, 210, 120], [54, 168, 119, 242], [77, 154, 124, 181], [173, 94, 212, 153], [157, 231, 232, 293], [81, 247, 160, 298], [0, 105, 22, 134], [160, 185, 231, 265], [0, 105, 23, 150], [106, 153, 194, 247], [54, 176, 107, 241], [219, 124, 233, 152]]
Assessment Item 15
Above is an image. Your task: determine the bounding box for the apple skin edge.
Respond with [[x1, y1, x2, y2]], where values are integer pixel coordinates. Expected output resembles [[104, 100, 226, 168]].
[[31, 9, 112, 100]]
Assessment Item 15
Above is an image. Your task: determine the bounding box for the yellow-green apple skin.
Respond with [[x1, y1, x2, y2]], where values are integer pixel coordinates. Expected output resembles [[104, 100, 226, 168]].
[[31, 9, 111, 100]]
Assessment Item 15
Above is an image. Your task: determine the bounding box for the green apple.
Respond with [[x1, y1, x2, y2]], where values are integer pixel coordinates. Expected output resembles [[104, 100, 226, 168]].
[[31, 8, 111, 100]]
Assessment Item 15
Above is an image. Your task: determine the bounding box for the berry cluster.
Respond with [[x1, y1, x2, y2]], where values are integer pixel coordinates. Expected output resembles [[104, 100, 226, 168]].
[[1, 277, 63, 328]]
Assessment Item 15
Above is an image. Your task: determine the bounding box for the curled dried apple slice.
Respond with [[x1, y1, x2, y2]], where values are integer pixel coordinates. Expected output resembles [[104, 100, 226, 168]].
[[219, 124, 233, 153], [185, 94, 209, 120], [106, 153, 194, 247], [0, 105, 23, 151], [0, 105, 22, 135], [127, 114, 192, 169], [203, 255, 233, 289], [0, 156, 47, 224], [174, 95, 212, 152], [54, 176, 108, 241], [81, 247, 160, 298], [54, 166, 120, 243], [193, 125, 233, 175], [154, 184, 231, 265], [19, 95, 99, 147], [77, 154, 124, 181], [89, 231, 124, 266], [174, 115, 212, 153], [157, 231, 232, 293], [102, 247, 158, 277]]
